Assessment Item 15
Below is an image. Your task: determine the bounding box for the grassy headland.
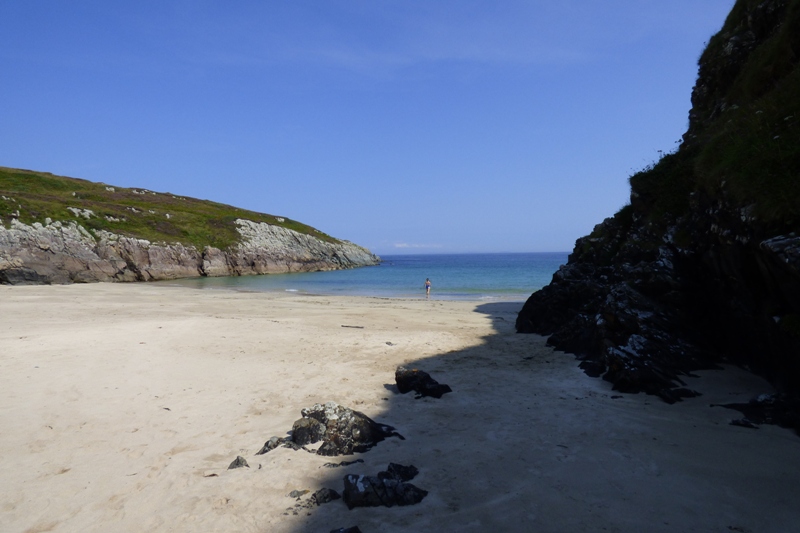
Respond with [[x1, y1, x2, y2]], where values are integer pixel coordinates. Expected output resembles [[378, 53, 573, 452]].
[[0, 167, 340, 250]]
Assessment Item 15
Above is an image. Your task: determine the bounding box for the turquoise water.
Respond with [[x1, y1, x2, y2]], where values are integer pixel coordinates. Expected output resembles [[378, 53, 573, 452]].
[[166, 252, 568, 301]]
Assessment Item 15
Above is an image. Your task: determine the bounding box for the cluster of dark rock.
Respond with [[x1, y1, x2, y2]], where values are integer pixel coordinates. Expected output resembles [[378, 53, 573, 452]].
[[517, 182, 800, 411], [230, 366, 451, 530], [516, 214, 714, 404], [342, 463, 427, 509]]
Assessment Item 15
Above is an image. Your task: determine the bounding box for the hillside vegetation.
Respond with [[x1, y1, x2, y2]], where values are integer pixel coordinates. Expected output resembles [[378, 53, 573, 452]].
[[0, 167, 339, 250], [629, 0, 799, 229]]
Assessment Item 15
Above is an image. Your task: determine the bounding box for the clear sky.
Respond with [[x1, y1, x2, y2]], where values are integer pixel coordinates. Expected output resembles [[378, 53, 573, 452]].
[[1, 1, 735, 255]]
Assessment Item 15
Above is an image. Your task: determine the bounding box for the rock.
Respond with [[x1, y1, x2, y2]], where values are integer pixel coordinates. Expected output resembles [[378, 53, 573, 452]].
[[228, 220, 379, 276], [395, 366, 452, 398], [378, 463, 419, 483], [330, 528, 362, 533], [0, 217, 379, 285], [342, 472, 428, 509], [256, 402, 402, 457], [228, 456, 249, 469], [322, 459, 365, 468], [292, 417, 327, 446], [255, 436, 301, 455], [288, 489, 310, 498], [311, 488, 341, 505], [255, 436, 283, 455], [299, 402, 403, 456]]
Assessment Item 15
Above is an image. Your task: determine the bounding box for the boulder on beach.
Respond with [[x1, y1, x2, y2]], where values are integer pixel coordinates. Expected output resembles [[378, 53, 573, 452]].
[[256, 401, 403, 457], [395, 365, 452, 398]]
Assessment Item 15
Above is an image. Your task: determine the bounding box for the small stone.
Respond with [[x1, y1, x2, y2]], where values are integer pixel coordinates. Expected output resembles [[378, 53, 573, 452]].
[[255, 436, 285, 455], [228, 456, 249, 469], [288, 489, 310, 498], [322, 459, 364, 469], [311, 487, 341, 505]]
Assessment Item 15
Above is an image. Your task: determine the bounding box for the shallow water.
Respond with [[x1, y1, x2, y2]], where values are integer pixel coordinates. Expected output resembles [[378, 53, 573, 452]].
[[166, 252, 569, 301]]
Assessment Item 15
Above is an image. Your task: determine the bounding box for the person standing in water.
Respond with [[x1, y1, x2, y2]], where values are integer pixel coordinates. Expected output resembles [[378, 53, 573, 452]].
[[425, 278, 431, 296]]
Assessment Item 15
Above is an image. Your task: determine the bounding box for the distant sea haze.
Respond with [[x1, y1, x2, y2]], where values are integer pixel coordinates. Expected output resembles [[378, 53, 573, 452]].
[[169, 253, 569, 301]]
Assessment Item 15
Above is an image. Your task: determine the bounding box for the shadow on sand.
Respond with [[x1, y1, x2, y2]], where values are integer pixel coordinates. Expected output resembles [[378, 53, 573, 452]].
[[278, 301, 800, 533]]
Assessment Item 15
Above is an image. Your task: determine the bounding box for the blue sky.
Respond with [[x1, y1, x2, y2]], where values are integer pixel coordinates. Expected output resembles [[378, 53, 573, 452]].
[[1, 1, 735, 255]]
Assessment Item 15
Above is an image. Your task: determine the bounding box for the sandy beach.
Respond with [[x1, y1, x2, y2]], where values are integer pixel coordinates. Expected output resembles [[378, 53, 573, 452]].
[[1, 283, 798, 533]]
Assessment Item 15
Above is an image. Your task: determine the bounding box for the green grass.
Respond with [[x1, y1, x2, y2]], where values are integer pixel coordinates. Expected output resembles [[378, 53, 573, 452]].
[[628, 148, 697, 221], [0, 167, 340, 250], [626, 0, 800, 231], [695, 66, 800, 225]]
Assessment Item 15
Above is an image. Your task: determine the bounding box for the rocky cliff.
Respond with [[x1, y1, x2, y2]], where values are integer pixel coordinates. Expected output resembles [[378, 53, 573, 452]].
[[0, 217, 379, 284], [0, 170, 379, 284], [516, 0, 800, 412]]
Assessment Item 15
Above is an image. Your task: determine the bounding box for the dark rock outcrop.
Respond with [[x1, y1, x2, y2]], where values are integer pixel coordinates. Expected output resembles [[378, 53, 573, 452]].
[[256, 402, 403, 457], [517, 0, 800, 407], [395, 366, 452, 398]]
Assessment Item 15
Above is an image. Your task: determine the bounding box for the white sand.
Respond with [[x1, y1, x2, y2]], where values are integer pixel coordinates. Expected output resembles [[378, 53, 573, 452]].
[[1, 283, 798, 533]]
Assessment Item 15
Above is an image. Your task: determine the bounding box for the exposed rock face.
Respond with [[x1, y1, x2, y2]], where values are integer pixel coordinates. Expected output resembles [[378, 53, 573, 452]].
[[517, 205, 800, 402], [0, 218, 379, 284], [230, 220, 378, 275], [517, 0, 800, 402]]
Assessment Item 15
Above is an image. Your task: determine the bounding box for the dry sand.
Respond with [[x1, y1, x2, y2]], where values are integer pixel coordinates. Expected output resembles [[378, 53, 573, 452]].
[[1, 283, 798, 533]]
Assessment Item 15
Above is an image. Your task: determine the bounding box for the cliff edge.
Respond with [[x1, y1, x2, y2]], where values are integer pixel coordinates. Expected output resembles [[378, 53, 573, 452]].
[[516, 0, 800, 412]]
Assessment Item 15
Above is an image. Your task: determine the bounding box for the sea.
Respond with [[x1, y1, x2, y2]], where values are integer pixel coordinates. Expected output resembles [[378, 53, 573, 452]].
[[167, 252, 569, 302]]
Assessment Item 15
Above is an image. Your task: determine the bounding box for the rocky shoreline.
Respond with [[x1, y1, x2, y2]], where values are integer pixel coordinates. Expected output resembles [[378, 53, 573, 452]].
[[0, 217, 379, 284]]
